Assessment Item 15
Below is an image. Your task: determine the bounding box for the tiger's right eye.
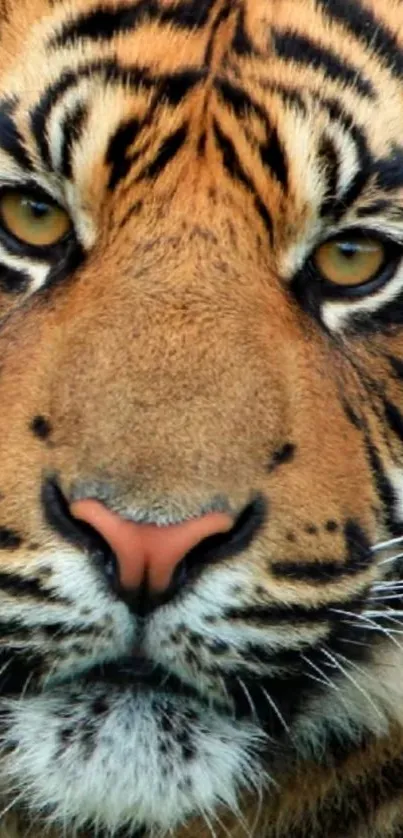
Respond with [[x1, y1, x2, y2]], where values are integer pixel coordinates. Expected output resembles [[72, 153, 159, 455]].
[[0, 191, 72, 248], [313, 234, 386, 289]]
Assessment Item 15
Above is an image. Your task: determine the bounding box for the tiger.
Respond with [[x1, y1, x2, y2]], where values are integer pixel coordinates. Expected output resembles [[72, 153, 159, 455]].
[[1, 0, 403, 835]]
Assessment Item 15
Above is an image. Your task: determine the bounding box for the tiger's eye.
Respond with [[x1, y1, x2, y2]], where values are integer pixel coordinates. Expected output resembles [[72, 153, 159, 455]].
[[314, 235, 385, 287], [0, 191, 71, 247]]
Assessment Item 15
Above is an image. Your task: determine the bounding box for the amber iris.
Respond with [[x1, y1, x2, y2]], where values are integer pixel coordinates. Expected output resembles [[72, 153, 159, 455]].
[[314, 235, 385, 287], [0, 191, 71, 247]]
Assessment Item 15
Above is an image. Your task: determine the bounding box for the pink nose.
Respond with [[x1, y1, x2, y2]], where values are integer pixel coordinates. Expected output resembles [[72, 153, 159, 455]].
[[70, 499, 233, 593]]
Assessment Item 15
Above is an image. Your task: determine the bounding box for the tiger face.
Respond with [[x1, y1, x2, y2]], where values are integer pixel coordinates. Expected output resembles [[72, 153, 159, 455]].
[[0, 0, 403, 835]]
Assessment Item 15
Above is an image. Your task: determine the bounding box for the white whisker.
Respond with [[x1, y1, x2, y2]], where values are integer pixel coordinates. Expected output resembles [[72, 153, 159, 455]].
[[259, 685, 291, 737], [300, 653, 339, 690], [320, 648, 383, 720], [368, 591, 403, 602], [200, 810, 219, 838], [365, 610, 403, 622], [0, 790, 26, 822], [331, 607, 403, 644], [378, 553, 403, 566], [372, 537, 403, 553], [372, 581, 403, 590], [236, 677, 258, 722]]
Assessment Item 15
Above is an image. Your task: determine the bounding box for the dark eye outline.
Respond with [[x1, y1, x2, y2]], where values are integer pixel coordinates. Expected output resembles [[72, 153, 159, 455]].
[[0, 181, 75, 261], [304, 228, 403, 300]]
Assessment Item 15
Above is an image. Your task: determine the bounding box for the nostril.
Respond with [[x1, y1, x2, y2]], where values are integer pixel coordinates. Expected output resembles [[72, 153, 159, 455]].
[[70, 499, 234, 595], [140, 494, 268, 612], [41, 479, 120, 591], [42, 478, 268, 616], [169, 494, 268, 592]]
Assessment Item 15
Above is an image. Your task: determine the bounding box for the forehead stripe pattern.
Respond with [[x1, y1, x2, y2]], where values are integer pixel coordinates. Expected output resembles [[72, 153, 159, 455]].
[[29, 62, 204, 169], [271, 28, 376, 99], [49, 0, 216, 48], [316, 0, 403, 79]]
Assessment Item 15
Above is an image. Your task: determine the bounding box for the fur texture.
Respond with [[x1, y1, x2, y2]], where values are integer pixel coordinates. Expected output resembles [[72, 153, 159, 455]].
[[0, 0, 402, 835]]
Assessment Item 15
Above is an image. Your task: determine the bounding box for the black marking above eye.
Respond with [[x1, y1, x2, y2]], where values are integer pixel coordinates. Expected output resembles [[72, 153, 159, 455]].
[[59, 101, 88, 179]]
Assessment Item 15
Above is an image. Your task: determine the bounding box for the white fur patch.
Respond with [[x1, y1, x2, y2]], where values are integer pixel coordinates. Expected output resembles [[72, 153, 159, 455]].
[[0, 684, 265, 835]]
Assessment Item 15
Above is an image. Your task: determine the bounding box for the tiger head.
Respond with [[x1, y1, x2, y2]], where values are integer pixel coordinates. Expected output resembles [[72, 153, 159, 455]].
[[0, 0, 402, 835]]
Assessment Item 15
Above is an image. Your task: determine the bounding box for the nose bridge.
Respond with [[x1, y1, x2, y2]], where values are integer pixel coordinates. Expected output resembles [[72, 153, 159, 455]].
[[52, 228, 286, 424], [44, 223, 312, 506]]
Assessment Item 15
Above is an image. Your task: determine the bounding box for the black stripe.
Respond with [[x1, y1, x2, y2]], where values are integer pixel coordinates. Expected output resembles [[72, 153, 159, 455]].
[[365, 436, 402, 536], [50, 0, 214, 48], [224, 595, 365, 625], [271, 520, 371, 583], [231, 7, 259, 56], [344, 518, 372, 566], [316, 0, 403, 79], [270, 558, 369, 582], [388, 354, 403, 380], [157, 68, 205, 104], [213, 118, 274, 241], [215, 79, 288, 190], [204, 1, 231, 66], [272, 28, 375, 99], [59, 101, 88, 179], [373, 146, 403, 192], [318, 134, 340, 217], [259, 126, 288, 190], [341, 397, 363, 430], [0, 528, 22, 549], [0, 100, 33, 171], [137, 124, 188, 180], [0, 617, 82, 640], [352, 288, 403, 333], [0, 571, 47, 598], [117, 199, 144, 231], [215, 78, 268, 121], [30, 61, 203, 167], [0, 266, 30, 294], [317, 97, 372, 220], [260, 81, 307, 114], [106, 118, 140, 190], [356, 198, 398, 218], [383, 396, 403, 443]]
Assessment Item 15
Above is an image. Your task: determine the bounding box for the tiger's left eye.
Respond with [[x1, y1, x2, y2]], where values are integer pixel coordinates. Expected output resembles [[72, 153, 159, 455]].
[[313, 234, 386, 288], [0, 191, 71, 248]]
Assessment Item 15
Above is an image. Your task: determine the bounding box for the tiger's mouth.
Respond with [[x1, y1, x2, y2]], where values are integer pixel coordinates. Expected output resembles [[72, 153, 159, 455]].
[[0, 485, 267, 713]]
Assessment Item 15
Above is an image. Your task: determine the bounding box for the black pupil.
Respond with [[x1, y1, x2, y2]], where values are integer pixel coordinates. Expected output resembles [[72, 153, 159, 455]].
[[337, 241, 361, 260], [25, 199, 51, 219]]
